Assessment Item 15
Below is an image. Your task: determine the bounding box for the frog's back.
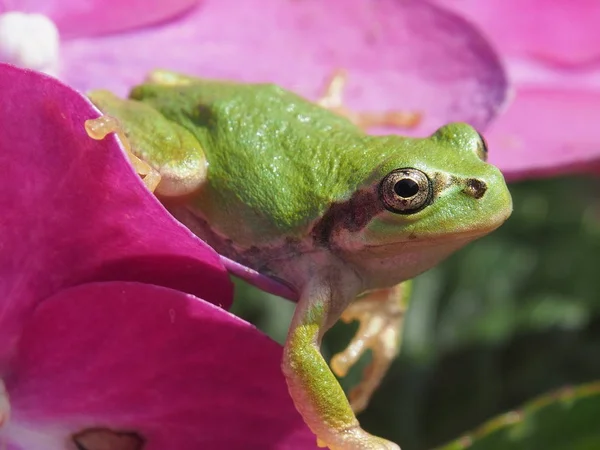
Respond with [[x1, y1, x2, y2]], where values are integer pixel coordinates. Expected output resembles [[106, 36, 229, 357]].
[[130, 80, 376, 246]]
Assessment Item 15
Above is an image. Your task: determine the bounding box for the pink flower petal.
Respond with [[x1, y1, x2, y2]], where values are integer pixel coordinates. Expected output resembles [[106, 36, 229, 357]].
[[220, 256, 297, 302], [487, 87, 600, 179], [5, 282, 317, 450], [435, 0, 600, 67], [61, 0, 508, 132], [0, 0, 200, 38], [433, 1, 600, 179], [0, 63, 232, 366]]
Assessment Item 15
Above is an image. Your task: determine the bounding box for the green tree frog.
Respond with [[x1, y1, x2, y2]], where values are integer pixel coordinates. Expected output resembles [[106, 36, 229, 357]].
[[85, 70, 512, 450]]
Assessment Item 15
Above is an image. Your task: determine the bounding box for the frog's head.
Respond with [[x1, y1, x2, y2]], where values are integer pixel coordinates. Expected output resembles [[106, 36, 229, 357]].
[[325, 122, 513, 288]]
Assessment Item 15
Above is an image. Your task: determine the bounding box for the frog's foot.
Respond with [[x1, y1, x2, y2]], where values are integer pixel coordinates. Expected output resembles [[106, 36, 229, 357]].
[[87, 91, 208, 198], [283, 275, 401, 450], [85, 115, 161, 192], [315, 427, 399, 450], [318, 70, 422, 130], [331, 282, 411, 414], [145, 69, 198, 86]]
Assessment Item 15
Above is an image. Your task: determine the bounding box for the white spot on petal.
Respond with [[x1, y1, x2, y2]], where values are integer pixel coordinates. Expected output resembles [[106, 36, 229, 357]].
[[0, 12, 60, 76]]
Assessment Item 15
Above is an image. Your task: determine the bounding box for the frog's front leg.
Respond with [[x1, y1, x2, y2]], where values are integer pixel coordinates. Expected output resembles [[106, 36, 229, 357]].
[[144, 69, 201, 86], [85, 115, 162, 192], [331, 282, 411, 414], [283, 273, 400, 450], [86, 90, 207, 198], [318, 70, 421, 130]]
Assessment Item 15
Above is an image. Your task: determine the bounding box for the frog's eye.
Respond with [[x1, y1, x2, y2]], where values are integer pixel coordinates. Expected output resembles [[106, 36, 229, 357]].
[[476, 132, 488, 161], [380, 168, 432, 214]]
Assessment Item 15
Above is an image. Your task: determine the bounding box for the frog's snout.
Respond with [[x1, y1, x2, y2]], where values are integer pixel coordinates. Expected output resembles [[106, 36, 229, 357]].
[[462, 178, 487, 199]]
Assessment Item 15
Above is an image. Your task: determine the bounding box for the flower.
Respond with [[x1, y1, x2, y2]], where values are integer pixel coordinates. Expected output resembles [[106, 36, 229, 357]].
[[435, 0, 600, 179], [2, 0, 509, 133], [0, 63, 317, 449]]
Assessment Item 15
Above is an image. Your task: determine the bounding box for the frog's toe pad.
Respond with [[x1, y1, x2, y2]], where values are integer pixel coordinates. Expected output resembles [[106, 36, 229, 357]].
[[330, 288, 406, 413], [85, 116, 162, 192], [330, 301, 401, 377], [316, 426, 400, 450], [337, 319, 400, 413]]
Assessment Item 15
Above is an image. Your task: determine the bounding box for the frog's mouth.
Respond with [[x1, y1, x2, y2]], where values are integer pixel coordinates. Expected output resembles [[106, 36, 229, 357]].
[[363, 222, 504, 252], [406, 202, 511, 247], [413, 223, 505, 245]]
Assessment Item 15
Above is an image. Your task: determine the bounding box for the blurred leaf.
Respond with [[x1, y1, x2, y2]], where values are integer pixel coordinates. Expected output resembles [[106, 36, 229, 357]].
[[437, 382, 600, 450]]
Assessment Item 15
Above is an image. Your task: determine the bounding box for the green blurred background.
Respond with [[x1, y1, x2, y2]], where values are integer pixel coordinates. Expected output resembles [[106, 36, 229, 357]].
[[230, 176, 600, 449]]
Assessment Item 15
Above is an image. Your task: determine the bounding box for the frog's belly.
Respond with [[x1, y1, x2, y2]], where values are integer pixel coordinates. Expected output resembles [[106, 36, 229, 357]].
[[165, 203, 319, 291]]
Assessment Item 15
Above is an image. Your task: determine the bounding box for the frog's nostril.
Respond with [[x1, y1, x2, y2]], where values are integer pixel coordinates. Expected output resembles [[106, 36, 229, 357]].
[[464, 178, 487, 199]]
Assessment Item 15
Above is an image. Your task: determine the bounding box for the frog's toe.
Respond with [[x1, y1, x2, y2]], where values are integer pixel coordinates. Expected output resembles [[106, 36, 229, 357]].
[[330, 284, 409, 413], [351, 110, 422, 130], [330, 307, 385, 378], [316, 425, 400, 450], [85, 115, 162, 192], [347, 342, 396, 414], [145, 69, 202, 86], [333, 317, 400, 413], [317, 69, 421, 130]]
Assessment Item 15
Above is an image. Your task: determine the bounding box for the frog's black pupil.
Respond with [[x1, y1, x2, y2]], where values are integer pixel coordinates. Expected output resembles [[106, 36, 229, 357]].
[[394, 178, 419, 198]]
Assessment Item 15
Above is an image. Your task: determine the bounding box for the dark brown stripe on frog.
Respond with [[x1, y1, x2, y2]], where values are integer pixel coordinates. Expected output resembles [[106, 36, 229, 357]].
[[312, 188, 384, 245]]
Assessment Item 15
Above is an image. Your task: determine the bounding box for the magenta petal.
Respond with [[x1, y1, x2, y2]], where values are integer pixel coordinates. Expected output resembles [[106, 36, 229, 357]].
[[220, 256, 297, 302], [5, 282, 317, 450], [61, 0, 508, 131], [0, 0, 200, 38], [0, 63, 232, 364], [487, 87, 600, 179], [435, 0, 600, 67]]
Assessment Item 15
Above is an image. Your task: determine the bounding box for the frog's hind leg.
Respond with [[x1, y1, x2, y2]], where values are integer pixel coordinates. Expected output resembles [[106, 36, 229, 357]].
[[318, 70, 422, 130], [85, 115, 162, 192], [331, 281, 411, 414], [144, 69, 226, 87]]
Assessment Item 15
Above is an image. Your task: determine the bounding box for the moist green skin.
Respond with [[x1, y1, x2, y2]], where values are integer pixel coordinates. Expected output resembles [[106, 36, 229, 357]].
[[127, 81, 509, 251], [129, 81, 374, 245]]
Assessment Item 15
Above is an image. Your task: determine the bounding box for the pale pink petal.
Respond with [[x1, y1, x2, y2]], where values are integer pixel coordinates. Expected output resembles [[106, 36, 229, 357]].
[[434, 1, 600, 178], [435, 0, 600, 66], [5, 282, 317, 450], [0, 0, 200, 38], [61, 0, 508, 132], [0, 63, 232, 366], [487, 87, 600, 179]]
